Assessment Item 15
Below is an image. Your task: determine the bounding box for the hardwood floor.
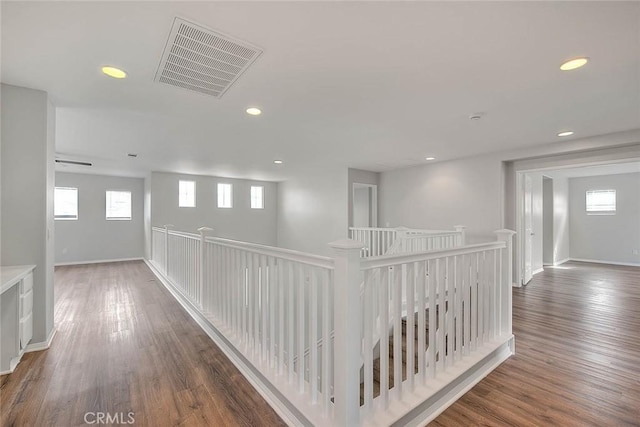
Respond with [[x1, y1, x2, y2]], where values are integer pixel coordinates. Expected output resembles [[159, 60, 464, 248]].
[[432, 261, 640, 426], [2, 261, 638, 426], [0, 261, 285, 427]]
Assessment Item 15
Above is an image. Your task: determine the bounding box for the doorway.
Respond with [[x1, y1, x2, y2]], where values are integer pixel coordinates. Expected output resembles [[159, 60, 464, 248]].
[[542, 176, 554, 266], [352, 183, 377, 228]]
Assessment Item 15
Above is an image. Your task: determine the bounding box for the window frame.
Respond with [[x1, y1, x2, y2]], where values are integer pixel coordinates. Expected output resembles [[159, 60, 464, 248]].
[[586, 189, 616, 215], [250, 185, 264, 209], [105, 190, 132, 221], [178, 180, 196, 208], [217, 183, 233, 209], [54, 187, 79, 220]]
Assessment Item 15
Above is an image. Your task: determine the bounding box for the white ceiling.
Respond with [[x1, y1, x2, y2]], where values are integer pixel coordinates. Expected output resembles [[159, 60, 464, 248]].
[[2, 1, 639, 180]]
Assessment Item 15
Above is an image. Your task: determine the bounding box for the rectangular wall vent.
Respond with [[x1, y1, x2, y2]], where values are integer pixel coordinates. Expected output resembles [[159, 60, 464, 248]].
[[155, 18, 263, 98]]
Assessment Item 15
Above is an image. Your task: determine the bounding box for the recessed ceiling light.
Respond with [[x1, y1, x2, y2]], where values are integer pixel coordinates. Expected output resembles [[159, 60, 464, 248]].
[[101, 66, 127, 79], [557, 131, 574, 137], [246, 107, 262, 116], [425, 157, 436, 161], [560, 57, 588, 71], [273, 159, 283, 164]]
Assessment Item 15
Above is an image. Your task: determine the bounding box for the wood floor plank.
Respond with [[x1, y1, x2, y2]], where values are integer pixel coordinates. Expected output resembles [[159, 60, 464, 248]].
[[0, 261, 285, 427], [431, 261, 640, 426]]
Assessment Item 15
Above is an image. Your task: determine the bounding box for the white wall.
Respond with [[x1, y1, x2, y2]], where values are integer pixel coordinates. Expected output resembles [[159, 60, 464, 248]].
[[151, 172, 277, 245], [277, 166, 348, 256], [54, 172, 144, 264], [143, 174, 152, 259], [552, 177, 570, 264], [569, 172, 640, 265], [1, 84, 55, 344], [379, 154, 503, 243]]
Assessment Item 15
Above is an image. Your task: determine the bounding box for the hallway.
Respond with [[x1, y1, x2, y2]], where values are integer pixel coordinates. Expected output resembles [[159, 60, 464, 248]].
[[0, 261, 285, 426]]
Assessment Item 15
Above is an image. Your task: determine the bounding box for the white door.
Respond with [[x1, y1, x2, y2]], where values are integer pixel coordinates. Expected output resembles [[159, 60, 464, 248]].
[[523, 174, 533, 285]]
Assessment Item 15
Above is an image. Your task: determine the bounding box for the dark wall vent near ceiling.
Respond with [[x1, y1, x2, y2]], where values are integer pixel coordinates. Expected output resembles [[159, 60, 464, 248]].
[[55, 159, 92, 167], [154, 17, 263, 98]]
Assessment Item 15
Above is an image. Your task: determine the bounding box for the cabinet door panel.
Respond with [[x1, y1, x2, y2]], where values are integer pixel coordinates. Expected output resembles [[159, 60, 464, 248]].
[[20, 312, 33, 350], [20, 289, 33, 318], [21, 272, 33, 293]]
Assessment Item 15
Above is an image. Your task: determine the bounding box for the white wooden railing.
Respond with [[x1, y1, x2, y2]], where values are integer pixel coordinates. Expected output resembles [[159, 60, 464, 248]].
[[349, 226, 466, 258], [151, 225, 336, 424], [357, 230, 515, 425], [150, 225, 515, 426]]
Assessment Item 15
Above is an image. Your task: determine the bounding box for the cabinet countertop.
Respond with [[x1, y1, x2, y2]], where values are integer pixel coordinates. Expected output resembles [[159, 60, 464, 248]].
[[1, 265, 36, 295]]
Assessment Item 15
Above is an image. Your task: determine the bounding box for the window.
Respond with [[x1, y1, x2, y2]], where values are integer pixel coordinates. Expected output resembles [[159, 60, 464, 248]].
[[586, 190, 616, 214], [179, 180, 196, 207], [217, 183, 232, 208], [106, 191, 132, 220], [251, 186, 264, 209], [54, 187, 78, 220]]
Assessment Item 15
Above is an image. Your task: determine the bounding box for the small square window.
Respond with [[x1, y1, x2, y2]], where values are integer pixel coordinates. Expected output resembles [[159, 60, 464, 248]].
[[179, 180, 196, 207], [586, 190, 616, 214], [54, 187, 78, 220], [106, 191, 132, 220], [218, 183, 233, 208], [251, 186, 264, 209]]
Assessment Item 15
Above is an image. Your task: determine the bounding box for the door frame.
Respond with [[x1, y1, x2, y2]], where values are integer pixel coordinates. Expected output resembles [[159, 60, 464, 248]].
[[515, 171, 526, 287]]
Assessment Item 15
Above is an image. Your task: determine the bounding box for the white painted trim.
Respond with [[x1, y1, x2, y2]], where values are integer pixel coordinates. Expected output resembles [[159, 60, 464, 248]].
[[515, 171, 524, 286], [533, 267, 544, 275], [144, 259, 306, 427], [569, 258, 640, 267], [554, 257, 571, 266], [25, 327, 57, 353], [55, 257, 143, 267]]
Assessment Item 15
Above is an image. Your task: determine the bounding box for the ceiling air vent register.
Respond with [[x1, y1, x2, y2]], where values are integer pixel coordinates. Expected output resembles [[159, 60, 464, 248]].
[[155, 18, 262, 98]]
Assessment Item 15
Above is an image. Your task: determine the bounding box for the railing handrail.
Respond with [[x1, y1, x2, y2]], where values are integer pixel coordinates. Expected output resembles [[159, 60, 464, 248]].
[[205, 236, 335, 270], [153, 226, 334, 270], [349, 226, 459, 234], [361, 241, 505, 270], [403, 230, 462, 237]]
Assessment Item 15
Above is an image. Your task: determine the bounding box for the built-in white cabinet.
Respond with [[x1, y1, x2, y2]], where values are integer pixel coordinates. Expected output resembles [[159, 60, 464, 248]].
[[1, 265, 35, 374]]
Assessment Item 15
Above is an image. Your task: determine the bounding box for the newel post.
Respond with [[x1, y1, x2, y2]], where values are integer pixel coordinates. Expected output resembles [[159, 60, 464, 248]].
[[163, 224, 174, 275], [396, 226, 409, 252], [329, 239, 363, 427], [197, 227, 214, 310], [455, 225, 467, 246], [495, 229, 516, 339]]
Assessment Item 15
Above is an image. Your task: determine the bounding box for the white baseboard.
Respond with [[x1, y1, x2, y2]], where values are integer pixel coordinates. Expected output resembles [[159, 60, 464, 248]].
[[144, 259, 307, 427], [55, 257, 143, 267], [554, 258, 571, 266], [533, 267, 544, 275], [569, 258, 640, 267], [25, 327, 57, 353]]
